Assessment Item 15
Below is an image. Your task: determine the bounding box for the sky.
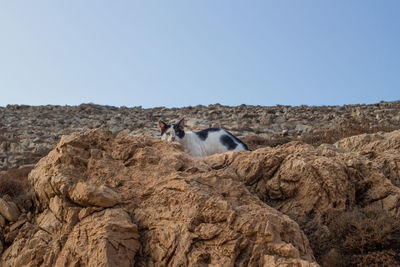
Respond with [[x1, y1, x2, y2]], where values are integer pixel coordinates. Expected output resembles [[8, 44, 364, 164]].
[[0, 1, 399, 108]]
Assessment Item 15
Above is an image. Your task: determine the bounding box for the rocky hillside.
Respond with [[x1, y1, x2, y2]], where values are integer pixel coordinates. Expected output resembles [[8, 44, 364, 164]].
[[1, 101, 400, 266], [1, 128, 400, 266], [1, 101, 400, 170]]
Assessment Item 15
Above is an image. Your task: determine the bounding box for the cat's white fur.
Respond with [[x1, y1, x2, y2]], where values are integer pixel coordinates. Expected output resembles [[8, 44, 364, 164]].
[[159, 119, 248, 157], [178, 130, 247, 157]]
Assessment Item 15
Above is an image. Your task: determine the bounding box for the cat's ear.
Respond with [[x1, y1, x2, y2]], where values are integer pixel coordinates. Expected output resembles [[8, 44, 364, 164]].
[[158, 120, 167, 132], [177, 118, 185, 129]]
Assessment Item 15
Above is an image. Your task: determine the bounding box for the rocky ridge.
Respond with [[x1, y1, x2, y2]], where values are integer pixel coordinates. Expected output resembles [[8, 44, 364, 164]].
[[1, 128, 400, 265], [1, 101, 400, 170], [1, 101, 400, 266]]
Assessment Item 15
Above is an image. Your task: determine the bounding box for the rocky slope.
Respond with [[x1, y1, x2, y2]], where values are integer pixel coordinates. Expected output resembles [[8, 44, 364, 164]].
[[1, 101, 400, 170], [1, 128, 400, 266], [1, 130, 318, 266]]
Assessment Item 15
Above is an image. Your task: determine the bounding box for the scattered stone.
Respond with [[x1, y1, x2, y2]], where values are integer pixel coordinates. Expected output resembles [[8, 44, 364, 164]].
[[9, 219, 26, 232], [0, 214, 5, 227], [1, 101, 400, 170], [4, 229, 18, 244], [0, 198, 20, 222]]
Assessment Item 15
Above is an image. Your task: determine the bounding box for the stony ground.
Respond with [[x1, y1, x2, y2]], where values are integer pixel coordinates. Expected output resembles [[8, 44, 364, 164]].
[[1, 101, 400, 170], [1, 101, 400, 266]]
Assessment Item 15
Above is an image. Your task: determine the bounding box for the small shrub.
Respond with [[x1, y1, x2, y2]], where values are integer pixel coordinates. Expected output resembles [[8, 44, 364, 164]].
[[0, 167, 32, 199], [350, 250, 400, 267], [243, 135, 291, 150], [327, 206, 400, 255], [299, 118, 399, 146], [243, 118, 400, 149]]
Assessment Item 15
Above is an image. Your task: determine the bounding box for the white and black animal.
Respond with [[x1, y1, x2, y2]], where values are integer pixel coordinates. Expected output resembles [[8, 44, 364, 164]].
[[158, 118, 249, 157]]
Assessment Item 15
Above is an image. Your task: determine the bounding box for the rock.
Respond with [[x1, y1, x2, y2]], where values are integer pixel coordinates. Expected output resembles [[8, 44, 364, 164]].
[[0, 214, 5, 227], [2, 101, 400, 265], [2, 130, 318, 266], [1, 101, 400, 170], [69, 182, 121, 207], [0, 198, 20, 222], [263, 255, 319, 266], [9, 219, 26, 232], [335, 130, 400, 187], [4, 230, 18, 244], [205, 136, 400, 262]]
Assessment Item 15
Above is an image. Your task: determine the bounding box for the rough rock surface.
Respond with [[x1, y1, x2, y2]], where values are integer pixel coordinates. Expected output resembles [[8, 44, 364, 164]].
[[2, 130, 318, 266], [0, 198, 20, 222], [335, 129, 400, 187], [2, 126, 400, 265], [1, 101, 400, 170], [205, 136, 400, 260]]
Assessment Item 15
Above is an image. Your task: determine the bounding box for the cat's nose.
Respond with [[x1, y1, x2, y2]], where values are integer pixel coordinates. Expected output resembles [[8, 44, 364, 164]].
[[171, 136, 175, 141]]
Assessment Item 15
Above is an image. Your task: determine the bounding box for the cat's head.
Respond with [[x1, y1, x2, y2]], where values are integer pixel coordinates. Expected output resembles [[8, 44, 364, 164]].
[[158, 118, 185, 142]]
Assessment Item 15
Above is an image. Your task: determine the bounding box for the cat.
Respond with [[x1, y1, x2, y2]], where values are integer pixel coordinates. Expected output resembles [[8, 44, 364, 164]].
[[158, 118, 249, 157]]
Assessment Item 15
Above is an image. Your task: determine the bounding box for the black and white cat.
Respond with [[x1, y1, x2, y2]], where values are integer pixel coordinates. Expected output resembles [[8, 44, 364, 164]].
[[158, 118, 249, 157]]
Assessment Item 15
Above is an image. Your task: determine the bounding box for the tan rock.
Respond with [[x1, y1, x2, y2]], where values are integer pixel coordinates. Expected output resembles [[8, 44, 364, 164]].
[[263, 254, 319, 267], [335, 129, 400, 187], [7, 128, 400, 265], [4, 229, 19, 244], [9, 219, 26, 232], [206, 137, 400, 262], [2, 130, 318, 266], [55, 208, 140, 267], [69, 182, 121, 207], [0, 198, 20, 222], [0, 214, 5, 227]]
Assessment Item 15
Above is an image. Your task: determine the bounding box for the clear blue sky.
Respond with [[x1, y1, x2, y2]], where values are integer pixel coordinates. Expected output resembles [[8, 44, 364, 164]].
[[0, 1, 399, 108]]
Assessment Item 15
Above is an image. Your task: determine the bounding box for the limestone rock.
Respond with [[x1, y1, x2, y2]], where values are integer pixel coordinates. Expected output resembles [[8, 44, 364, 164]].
[[204, 136, 400, 261], [0, 198, 20, 222], [2, 130, 318, 266], [0, 214, 5, 227], [3, 127, 400, 266], [69, 182, 121, 207], [335, 129, 400, 187]]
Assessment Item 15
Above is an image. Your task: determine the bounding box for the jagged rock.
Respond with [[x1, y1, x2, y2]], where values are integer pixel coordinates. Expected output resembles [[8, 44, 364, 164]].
[[205, 135, 400, 261], [2, 125, 400, 265], [69, 182, 121, 207], [4, 230, 18, 244], [2, 130, 318, 266], [9, 219, 26, 232], [0, 198, 20, 222], [335, 129, 400, 187]]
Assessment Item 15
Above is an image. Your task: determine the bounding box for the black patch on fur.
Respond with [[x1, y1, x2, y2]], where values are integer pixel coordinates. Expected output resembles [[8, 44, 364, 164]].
[[220, 134, 238, 150], [195, 128, 220, 141], [173, 124, 185, 139], [225, 131, 249, 150], [161, 124, 171, 136]]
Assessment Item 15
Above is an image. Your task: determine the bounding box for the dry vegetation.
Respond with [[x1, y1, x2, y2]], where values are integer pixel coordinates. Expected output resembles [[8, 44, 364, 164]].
[[0, 167, 33, 206], [350, 250, 400, 267], [243, 118, 400, 150], [327, 206, 400, 266]]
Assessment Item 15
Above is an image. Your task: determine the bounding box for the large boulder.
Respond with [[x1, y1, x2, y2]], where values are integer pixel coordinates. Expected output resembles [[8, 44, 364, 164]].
[[1, 130, 318, 266], [335, 129, 400, 187], [5, 128, 400, 266], [205, 135, 400, 262]]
